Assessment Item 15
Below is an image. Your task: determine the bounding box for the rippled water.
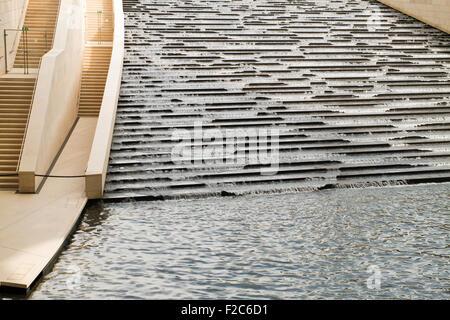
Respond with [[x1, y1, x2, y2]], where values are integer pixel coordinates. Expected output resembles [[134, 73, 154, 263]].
[[26, 184, 449, 299]]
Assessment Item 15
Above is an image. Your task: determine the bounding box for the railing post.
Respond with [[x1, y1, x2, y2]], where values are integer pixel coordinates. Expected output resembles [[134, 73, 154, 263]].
[[25, 29, 28, 74], [20, 27, 30, 75], [98, 10, 102, 44], [3, 30, 7, 74], [45, 31, 48, 53]]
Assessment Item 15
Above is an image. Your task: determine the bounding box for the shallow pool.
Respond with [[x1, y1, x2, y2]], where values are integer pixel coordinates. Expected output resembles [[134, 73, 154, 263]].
[[29, 183, 449, 299]]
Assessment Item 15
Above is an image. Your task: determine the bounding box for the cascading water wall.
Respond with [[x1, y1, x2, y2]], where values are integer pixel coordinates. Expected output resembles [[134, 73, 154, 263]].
[[105, 0, 450, 200]]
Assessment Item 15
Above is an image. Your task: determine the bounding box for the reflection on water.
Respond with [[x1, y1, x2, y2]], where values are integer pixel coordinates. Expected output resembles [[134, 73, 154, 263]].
[[29, 183, 449, 299]]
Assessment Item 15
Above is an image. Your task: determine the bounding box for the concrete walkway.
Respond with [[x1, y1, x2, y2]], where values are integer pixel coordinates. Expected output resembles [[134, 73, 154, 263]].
[[0, 117, 96, 291]]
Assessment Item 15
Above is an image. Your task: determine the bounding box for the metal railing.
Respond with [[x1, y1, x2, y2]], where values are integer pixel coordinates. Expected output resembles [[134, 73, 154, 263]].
[[15, 0, 62, 173], [85, 11, 114, 44], [3, 28, 51, 74]]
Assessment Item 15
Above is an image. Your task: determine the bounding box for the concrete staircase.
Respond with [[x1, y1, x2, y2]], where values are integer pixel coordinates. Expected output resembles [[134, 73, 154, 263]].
[[13, 0, 60, 70], [0, 0, 60, 190], [78, 0, 114, 117], [78, 46, 113, 117]]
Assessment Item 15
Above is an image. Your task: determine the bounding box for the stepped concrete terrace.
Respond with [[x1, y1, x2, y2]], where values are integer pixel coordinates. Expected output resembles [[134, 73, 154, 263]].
[[106, 0, 450, 200]]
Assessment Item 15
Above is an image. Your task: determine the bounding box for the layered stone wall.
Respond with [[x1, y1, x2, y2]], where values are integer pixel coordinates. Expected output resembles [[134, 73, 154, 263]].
[[0, 0, 27, 74]]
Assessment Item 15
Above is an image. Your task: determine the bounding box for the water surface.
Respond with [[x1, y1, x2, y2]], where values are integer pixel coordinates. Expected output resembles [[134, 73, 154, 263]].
[[29, 183, 449, 299]]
